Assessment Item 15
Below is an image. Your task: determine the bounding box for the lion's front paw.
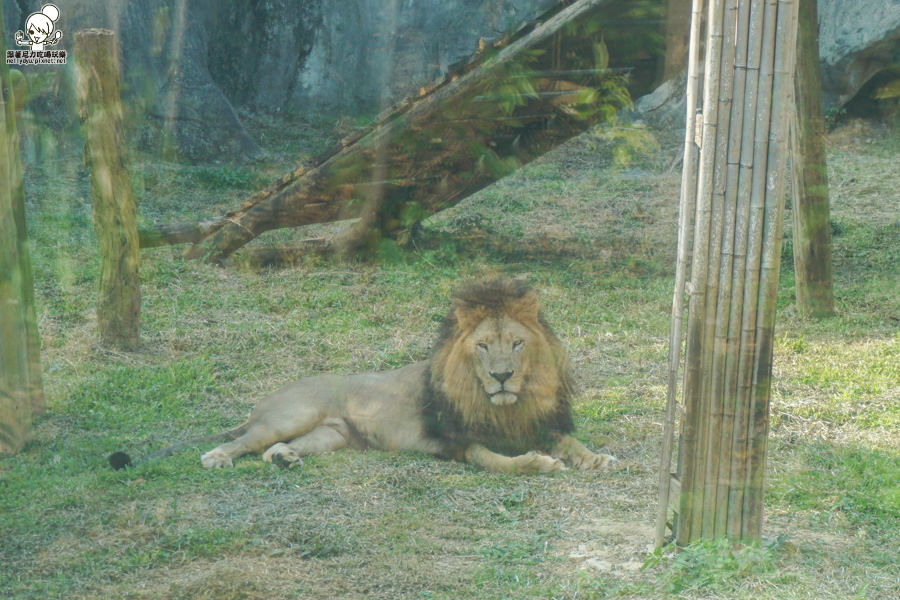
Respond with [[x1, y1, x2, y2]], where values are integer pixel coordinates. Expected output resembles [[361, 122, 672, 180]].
[[572, 451, 617, 471], [516, 451, 566, 474], [262, 443, 303, 468], [201, 449, 233, 469]]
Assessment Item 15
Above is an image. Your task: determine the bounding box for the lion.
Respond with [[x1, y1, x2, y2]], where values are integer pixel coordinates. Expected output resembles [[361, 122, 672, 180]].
[[111, 279, 614, 474]]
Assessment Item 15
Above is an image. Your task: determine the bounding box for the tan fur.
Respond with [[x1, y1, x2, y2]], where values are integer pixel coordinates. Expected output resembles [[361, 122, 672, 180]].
[[198, 279, 615, 474]]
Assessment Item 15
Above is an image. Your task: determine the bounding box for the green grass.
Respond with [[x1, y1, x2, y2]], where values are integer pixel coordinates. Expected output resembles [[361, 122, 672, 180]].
[[769, 443, 900, 532], [1, 119, 898, 599]]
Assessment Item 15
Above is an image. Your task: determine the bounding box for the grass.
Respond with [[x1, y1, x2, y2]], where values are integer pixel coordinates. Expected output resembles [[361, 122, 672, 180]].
[[0, 117, 898, 599]]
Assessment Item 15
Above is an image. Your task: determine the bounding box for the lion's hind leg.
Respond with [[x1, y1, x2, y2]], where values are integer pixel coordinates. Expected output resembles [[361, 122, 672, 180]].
[[201, 417, 315, 469], [201, 390, 336, 468], [551, 435, 616, 470], [201, 421, 286, 468], [262, 418, 350, 467]]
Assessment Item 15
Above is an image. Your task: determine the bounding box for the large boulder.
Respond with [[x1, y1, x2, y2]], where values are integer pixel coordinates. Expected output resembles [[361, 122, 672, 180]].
[[635, 0, 900, 130], [817, 0, 900, 109]]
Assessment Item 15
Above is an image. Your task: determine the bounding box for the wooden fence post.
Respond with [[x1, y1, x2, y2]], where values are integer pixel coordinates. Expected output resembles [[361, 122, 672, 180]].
[[790, 0, 835, 317], [74, 29, 141, 351], [656, 0, 800, 545], [1, 9, 44, 453]]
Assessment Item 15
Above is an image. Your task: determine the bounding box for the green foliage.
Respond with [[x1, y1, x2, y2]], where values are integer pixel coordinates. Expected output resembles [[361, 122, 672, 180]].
[[398, 201, 431, 228], [487, 60, 541, 117], [646, 538, 781, 595], [474, 143, 522, 178], [589, 121, 661, 167]]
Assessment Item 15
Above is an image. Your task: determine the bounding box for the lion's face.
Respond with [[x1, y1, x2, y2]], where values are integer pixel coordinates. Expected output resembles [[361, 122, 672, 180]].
[[468, 316, 532, 405], [431, 279, 572, 420], [427, 278, 575, 450]]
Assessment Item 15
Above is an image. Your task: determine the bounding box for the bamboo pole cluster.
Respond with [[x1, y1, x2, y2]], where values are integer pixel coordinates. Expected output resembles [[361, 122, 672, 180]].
[[656, 0, 800, 545]]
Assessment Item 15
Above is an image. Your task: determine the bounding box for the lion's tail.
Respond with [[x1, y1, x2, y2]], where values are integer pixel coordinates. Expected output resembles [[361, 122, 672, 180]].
[[108, 422, 250, 470]]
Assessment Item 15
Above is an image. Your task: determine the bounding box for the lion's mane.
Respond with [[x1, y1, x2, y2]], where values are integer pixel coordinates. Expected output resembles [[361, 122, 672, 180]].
[[423, 278, 575, 456]]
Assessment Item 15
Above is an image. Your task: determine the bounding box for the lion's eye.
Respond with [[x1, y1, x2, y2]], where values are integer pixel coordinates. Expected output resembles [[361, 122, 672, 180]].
[[476, 342, 488, 352], [512, 339, 524, 350]]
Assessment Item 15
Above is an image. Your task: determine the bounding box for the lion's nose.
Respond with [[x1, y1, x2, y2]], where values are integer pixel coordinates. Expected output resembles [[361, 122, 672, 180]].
[[490, 370, 514, 384]]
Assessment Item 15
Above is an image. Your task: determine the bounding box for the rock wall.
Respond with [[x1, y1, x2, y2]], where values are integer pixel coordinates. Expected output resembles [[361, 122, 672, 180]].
[[290, 0, 560, 114], [7, 0, 559, 161], [4, 0, 898, 163]]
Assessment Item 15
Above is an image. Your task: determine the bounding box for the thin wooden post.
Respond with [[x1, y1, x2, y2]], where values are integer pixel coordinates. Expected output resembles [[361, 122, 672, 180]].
[[662, 0, 693, 80], [657, 0, 799, 545], [74, 29, 141, 351], [655, 0, 706, 549], [790, 0, 834, 318], [0, 8, 43, 453]]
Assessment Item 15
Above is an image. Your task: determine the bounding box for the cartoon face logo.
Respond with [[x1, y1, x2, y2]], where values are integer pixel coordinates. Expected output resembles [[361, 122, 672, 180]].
[[15, 4, 63, 52]]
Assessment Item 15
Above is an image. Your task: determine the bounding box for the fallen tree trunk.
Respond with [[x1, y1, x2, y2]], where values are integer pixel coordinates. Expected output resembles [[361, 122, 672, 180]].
[[138, 218, 223, 248], [142, 0, 631, 263]]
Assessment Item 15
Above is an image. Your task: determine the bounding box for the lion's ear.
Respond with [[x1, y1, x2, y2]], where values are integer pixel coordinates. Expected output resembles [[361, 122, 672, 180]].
[[453, 303, 488, 333], [508, 290, 540, 324]]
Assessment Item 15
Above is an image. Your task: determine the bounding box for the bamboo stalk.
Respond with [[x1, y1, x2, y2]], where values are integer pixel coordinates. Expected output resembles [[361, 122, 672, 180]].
[[687, 0, 729, 540], [743, 0, 799, 540], [664, 0, 795, 545], [711, 0, 756, 538], [656, 0, 706, 549], [722, 0, 770, 539], [699, 0, 740, 539], [728, 0, 780, 540], [677, 0, 729, 547]]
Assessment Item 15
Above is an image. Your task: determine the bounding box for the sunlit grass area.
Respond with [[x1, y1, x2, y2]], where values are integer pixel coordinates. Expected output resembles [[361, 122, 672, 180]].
[[1, 119, 897, 599]]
